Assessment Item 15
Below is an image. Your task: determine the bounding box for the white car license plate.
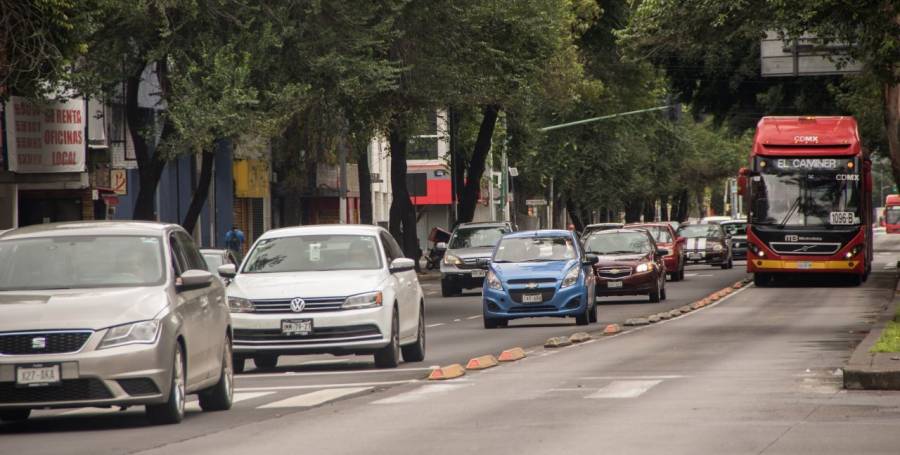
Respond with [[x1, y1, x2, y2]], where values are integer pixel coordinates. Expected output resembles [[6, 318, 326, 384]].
[[16, 364, 61, 387], [607, 281, 623, 289], [470, 269, 486, 278], [522, 293, 543, 303], [796, 261, 813, 270], [282, 319, 313, 336], [688, 253, 703, 260]]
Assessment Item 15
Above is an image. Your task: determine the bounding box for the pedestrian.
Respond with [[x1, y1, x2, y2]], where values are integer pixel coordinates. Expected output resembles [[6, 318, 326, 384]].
[[225, 225, 245, 261]]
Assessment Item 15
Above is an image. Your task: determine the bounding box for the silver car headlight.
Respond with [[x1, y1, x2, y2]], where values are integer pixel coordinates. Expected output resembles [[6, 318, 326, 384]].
[[711, 243, 724, 252], [486, 270, 503, 290], [561, 266, 580, 288], [99, 320, 160, 349], [343, 291, 383, 310], [443, 254, 463, 266], [228, 297, 255, 313]]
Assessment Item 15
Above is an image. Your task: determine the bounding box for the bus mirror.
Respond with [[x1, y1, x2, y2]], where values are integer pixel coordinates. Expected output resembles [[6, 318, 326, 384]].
[[737, 167, 749, 196]]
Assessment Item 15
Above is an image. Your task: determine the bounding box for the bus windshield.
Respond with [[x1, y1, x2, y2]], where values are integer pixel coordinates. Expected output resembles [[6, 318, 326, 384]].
[[750, 163, 861, 227], [886, 206, 900, 225]]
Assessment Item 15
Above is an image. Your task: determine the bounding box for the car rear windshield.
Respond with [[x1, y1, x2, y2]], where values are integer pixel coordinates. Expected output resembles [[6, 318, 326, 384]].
[[584, 232, 652, 255], [449, 227, 507, 249], [721, 223, 747, 236], [493, 237, 576, 262], [203, 253, 224, 274], [632, 226, 672, 243], [242, 235, 382, 273], [0, 235, 165, 290], [677, 225, 722, 239]]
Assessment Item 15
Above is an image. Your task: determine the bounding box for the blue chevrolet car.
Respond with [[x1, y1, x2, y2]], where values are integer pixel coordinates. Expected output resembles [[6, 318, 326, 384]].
[[482, 230, 598, 329]]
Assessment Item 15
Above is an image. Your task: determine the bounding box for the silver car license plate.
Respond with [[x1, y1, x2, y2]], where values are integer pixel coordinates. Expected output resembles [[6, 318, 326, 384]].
[[522, 293, 543, 303], [607, 281, 623, 289], [688, 252, 703, 260], [470, 269, 486, 278], [16, 364, 61, 387], [282, 319, 313, 336]]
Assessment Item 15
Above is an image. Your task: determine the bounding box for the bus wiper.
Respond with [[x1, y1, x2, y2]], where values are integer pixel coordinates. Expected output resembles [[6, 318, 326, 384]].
[[778, 197, 801, 228]]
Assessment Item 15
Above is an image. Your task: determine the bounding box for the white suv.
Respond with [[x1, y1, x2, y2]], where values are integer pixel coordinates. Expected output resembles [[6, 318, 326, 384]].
[[219, 225, 426, 371]]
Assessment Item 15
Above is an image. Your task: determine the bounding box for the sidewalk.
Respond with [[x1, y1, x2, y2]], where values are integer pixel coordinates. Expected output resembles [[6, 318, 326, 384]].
[[844, 269, 900, 389]]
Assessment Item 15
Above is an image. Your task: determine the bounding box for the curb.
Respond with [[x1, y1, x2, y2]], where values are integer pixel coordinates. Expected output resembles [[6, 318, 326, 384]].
[[466, 354, 499, 370], [417, 273, 441, 282], [569, 332, 593, 343], [545, 336, 573, 348], [843, 277, 900, 390]]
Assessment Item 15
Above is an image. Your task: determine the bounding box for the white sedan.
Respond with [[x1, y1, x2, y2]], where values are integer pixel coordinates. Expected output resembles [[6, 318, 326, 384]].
[[219, 225, 426, 371]]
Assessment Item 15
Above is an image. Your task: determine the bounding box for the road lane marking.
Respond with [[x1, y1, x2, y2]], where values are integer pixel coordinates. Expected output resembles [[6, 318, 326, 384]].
[[579, 375, 685, 380], [586, 380, 662, 399], [467, 315, 481, 320], [185, 392, 274, 412], [372, 383, 473, 405], [236, 379, 419, 392], [259, 387, 371, 408], [237, 367, 435, 379], [426, 323, 445, 328], [453, 319, 462, 322]]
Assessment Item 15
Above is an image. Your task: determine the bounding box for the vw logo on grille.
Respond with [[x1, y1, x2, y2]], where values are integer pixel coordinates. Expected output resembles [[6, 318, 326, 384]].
[[289, 298, 306, 313], [31, 337, 46, 350]]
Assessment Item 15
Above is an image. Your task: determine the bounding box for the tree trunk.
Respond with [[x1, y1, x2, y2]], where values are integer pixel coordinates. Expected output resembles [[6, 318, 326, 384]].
[[457, 105, 501, 223], [643, 199, 656, 222], [181, 147, 215, 234], [885, 82, 900, 186], [357, 139, 373, 225], [126, 65, 168, 221], [695, 191, 705, 219], [624, 200, 642, 223], [676, 189, 690, 221], [388, 121, 420, 271], [565, 197, 585, 232], [660, 195, 670, 221], [448, 107, 462, 228]]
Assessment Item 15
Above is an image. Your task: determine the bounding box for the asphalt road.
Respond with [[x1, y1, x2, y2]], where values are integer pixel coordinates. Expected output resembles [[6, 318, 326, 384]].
[[62, 231, 897, 455], [0, 256, 747, 454]]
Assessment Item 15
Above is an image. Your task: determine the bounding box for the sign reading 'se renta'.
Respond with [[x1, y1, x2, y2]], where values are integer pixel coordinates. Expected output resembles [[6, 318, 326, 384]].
[[4, 96, 86, 173]]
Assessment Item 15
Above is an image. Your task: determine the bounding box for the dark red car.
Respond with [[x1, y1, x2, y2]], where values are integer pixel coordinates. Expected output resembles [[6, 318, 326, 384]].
[[626, 223, 686, 281], [583, 229, 669, 303]]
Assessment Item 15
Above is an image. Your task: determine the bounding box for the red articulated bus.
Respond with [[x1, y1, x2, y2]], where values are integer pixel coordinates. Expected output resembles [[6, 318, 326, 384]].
[[884, 195, 900, 233], [738, 116, 872, 286]]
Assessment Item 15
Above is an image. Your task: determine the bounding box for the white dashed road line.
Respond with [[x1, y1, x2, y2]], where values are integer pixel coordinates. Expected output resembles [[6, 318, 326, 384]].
[[586, 380, 662, 399], [259, 387, 372, 408]]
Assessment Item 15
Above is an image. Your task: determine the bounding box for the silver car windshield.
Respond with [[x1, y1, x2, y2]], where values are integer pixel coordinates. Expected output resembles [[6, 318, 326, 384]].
[[242, 235, 382, 273], [0, 235, 165, 291], [493, 237, 576, 263]]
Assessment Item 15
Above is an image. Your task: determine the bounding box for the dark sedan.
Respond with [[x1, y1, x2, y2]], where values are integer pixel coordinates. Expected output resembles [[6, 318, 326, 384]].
[[584, 229, 668, 303], [677, 223, 733, 269]]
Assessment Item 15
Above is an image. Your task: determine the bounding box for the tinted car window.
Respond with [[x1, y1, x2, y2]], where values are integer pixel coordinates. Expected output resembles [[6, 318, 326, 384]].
[[243, 235, 382, 273], [494, 237, 576, 262], [449, 227, 507, 249], [175, 231, 207, 271], [721, 223, 747, 236], [380, 232, 404, 262], [0, 236, 165, 290], [677, 225, 722, 239], [584, 232, 653, 255]]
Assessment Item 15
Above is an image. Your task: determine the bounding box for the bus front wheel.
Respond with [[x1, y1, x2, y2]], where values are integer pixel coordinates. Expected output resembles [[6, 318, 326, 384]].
[[753, 273, 770, 287]]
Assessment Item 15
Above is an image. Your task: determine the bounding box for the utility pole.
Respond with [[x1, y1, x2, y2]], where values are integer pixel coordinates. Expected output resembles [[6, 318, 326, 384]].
[[500, 115, 510, 223], [338, 133, 348, 224]]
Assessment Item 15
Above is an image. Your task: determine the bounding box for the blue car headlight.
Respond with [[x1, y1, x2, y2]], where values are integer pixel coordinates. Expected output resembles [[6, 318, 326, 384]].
[[561, 266, 580, 288], [486, 270, 503, 290]]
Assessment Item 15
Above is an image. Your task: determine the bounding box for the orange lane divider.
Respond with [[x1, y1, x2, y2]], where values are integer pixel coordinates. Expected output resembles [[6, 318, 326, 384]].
[[603, 324, 622, 335], [466, 355, 499, 370], [498, 347, 526, 362], [428, 364, 466, 380]]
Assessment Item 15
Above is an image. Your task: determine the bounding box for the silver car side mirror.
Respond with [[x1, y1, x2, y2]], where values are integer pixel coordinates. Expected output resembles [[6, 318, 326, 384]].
[[178, 269, 214, 290], [218, 263, 237, 279]]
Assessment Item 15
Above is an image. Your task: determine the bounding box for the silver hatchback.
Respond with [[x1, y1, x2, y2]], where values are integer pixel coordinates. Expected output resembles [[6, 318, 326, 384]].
[[0, 222, 232, 425]]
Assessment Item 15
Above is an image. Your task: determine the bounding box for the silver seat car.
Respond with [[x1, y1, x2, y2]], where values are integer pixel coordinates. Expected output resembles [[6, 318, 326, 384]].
[[0, 222, 232, 425], [220, 224, 426, 371]]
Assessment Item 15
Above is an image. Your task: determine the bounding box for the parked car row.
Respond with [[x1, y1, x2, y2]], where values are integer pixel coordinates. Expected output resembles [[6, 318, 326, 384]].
[[0, 221, 427, 426]]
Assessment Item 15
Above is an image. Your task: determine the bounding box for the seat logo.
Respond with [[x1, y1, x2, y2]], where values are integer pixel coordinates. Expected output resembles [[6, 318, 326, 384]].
[[290, 298, 306, 313], [31, 337, 46, 350]]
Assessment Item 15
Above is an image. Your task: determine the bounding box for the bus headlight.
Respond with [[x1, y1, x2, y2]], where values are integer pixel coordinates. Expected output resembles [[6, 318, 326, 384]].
[[748, 242, 765, 258], [845, 245, 863, 259]]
